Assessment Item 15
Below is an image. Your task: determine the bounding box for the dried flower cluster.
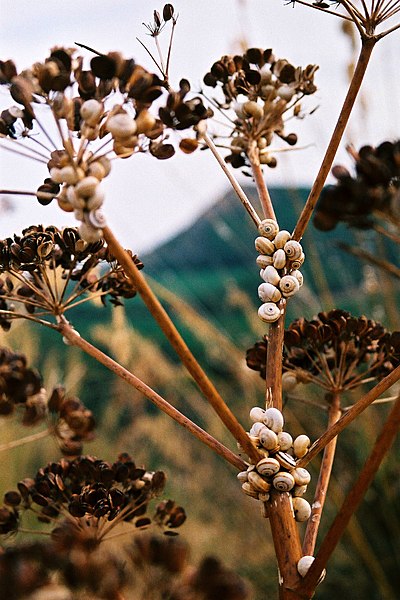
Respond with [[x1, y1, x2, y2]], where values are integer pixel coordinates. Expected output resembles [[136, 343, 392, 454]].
[[0, 346, 95, 453], [0, 453, 185, 541], [255, 219, 305, 323], [0, 225, 142, 328], [203, 47, 318, 169], [314, 140, 400, 231], [0, 29, 212, 241], [238, 406, 312, 523], [246, 309, 400, 393]]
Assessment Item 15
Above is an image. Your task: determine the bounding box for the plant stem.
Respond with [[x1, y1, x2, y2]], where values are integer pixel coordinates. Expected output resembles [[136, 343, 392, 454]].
[[297, 393, 400, 596], [58, 317, 247, 471], [338, 242, 400, 279], [297, 363, 400, 468], [265, 303, 286, 410], [0, 428, 51, 452], [202, 133, 262, 227], [102, 225, 261, 464], [302, 394, 342, 555], [247, 142, 276, 220], [267, 491, 304, 599], [292, 38, 376, 241]]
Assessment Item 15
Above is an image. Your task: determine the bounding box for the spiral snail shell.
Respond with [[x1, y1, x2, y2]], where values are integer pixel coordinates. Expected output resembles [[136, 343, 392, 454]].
[[279, 275, 300, 297], [255, 236, 275, 255], [248, 470, 271, 493], [258, 302, 281, 323], [263, 408, 284, 433], [293, 435, 311, 458], [273, 471, 295, 492], [256, 254, 274, 268], [273, 248, 287, 270], [249, 406, 266, 422], [256, 457, 280, 477], [292, 497, 311, 521], [291, 467, 311, 486], [284, 240, 303, 260], [261, 265, 281, 286], [290, 252, 305, 270], [277, 431, 293, 451], [259, 427, 279, 451], [258, 219, 279, 240]]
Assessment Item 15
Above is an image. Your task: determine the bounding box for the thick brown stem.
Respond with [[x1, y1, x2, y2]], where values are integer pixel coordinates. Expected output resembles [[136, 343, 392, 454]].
[[102, 226, 261, 464], [58, 319, 246, 471], [292, 38, 375, 241], [297, 364, 400, 468], [302, 394, 342, 555], [267, 491, 304, 599], [202, 133, 262, 227], [265, 304, 286, 410], [248, 144, 276, 220], [297, 393, 400, 596]]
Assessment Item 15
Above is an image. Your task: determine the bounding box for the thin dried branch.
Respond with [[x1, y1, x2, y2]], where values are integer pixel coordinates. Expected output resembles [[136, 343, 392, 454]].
[[338, 242, 400, 279], [297, 363, 400, 467], [0, 428, 52, 453], [297, 392, 400, 595], [202, 133, 262, 227], [302, 394, 342, 555], [292, 38, 376, 241], [58, 317, 247, 471]]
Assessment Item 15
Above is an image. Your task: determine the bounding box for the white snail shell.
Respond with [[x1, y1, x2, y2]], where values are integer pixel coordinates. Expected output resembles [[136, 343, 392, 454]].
[[249, 406, 266, 423], [292, 497, 311, 522], [273, 230, 292, 249], [282, 371, 298, 392], [263, 408, 284, 433], [256, 254, 274, 268], [290, 270, 303, 287], [78, 222, 103, 243], [80, 99, 103, 127], [249, 422, 265, 437], [258, 302, 281, 323], [85, 188, 105, 211], [277, 431, 293, 451], [261, 265, 281, 286], [241, 482, 259, 499], [255, 236, 275, 255], [59, 165, 82, 186], [248, 470, 271, 493], [75, 176, 99, 199], [293, 484, 308, 497], [258, 282, 282, 303], [284, 240, 303, 260], [243, 100, 264, 120], [237, 471, 248, 483], [256, 457, 280, 477], [290, 252, 305, 270], [273, 248, 287, 270], [275, 451, 297, 470], [259, 427, 279, 451], [107, 113, 137, 140], [279, 275, 300, 297], [87, 209, 106, 229], [297, 556, 326, 583], [273, 471, 295, 492], [291, 467, 311, 486], [88, 161, 107, 181], [293, 435, 311, 458], [258, 219, 279, 240]]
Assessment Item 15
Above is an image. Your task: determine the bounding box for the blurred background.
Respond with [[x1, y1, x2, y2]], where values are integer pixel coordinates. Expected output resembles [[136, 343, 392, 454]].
[[0, 1, 399, 598]]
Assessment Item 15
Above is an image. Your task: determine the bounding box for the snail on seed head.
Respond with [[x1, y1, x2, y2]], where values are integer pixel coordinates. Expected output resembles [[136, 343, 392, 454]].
[[284, 240, 303, 260], [279, 275, 300, 297]]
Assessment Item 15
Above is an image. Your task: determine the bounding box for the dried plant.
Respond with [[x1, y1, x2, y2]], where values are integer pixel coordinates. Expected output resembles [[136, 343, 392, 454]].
[[0, 3, 399, 599]]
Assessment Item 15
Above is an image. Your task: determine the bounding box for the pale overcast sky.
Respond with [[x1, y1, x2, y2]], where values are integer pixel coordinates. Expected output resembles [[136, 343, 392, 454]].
[[0, 1, 399, 251]]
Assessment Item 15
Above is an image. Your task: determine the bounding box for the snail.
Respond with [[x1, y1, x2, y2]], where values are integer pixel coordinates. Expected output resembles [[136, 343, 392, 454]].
[[263, 407, 284, 433], [241, 482, 259, 499], [249, 406, 266, 423], [297, 556, 326, 583], [279, 275, 300, 297], [273, 471, 295, 492], [275, 451, 296, 470], [284, 240, 303, 260], [273, 230, 291, 249], [236, 471, 248, 483], [80, 99, 104, 127], [292, 497, 311, 522], [273, 248, 287, 269], [87, 209, 106, 229], [258, 302, 281, 323], [258, 282, 282, 303], [259, 427, 279, 451], [291, 467, 311, 486], [75, 176, 100, 199], [257, 457, 280, 477], [107, 113, 137, 140], [277, 431, 293, 451], [255, 236, 275, 255], [293, 435, 311, 458], [261, 265, 281, 286], [256, 254, 274, 268], [258, 219, 279, 240], [248, 471, 271, 493]]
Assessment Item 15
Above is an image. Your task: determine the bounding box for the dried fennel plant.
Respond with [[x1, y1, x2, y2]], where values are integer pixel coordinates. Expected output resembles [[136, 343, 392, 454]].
[[0, 2, 399, 599]]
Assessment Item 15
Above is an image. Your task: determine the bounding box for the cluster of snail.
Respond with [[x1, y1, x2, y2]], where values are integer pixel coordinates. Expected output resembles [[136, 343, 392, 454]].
[[47, 99, 156, 243], [237, 406, 312, 522], [255, 219, 304, 323]]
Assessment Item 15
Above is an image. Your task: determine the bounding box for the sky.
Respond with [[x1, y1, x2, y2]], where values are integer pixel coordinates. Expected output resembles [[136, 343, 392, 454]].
[[0, 0, 399, 252]]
